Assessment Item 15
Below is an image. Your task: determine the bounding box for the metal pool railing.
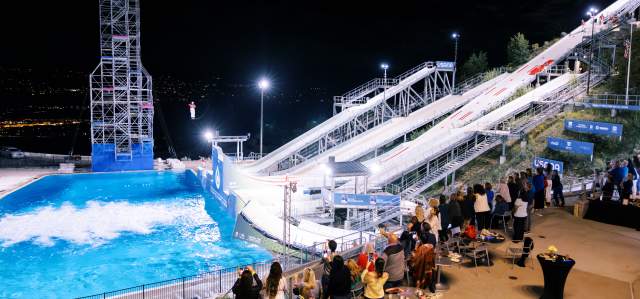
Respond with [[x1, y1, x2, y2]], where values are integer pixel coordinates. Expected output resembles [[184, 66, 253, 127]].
[[74, 261, 273, 299]]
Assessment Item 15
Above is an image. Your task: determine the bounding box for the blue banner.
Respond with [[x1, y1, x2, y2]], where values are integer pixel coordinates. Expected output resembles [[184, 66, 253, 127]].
[[334, 193, 400, 207], [532, 157, 564, 174], [564, 119, 623, 137], [436, 61, 455, 69], [547, 137, 594, 156]]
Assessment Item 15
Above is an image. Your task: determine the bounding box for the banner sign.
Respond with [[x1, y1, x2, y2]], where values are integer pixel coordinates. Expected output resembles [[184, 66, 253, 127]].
[[547, 137, 594, 156], [436, 61, 455, 69], [334, 193, 400, 207], [532, 157, 564, 174], [582, 102, 640, 111], [564, 119, 623, 137]]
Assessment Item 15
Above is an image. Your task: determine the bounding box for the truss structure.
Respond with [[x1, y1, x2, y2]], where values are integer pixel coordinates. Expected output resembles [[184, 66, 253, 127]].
[[90, 0, 153, 162]]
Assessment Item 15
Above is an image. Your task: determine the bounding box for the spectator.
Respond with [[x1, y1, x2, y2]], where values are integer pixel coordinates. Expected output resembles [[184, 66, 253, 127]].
[[357, 242, 378, 272], [297, 267, 317, 299], [512, 193, 528, 241], [426, 205, 441, 242], [346, 259, 361, 290], [622, 173, 634, 200], [544, 164, 553, 207], [411, 232, 436, 293], [409, 215, 422, 236], [381, 233, 405, 289], [327, 255, 352, 299], [462, 187, 476, 230], [321, 240, 337, 299], [551, 170, 565, 207], [438, 195, 450, 242], [420, 222, 438, 248], [360, 258, 389, 299], [521, 182, 534, 234], [508, 175, 519, 210], [496, 177, 512, 208], [485, 182, 495, 212], [533, 168, 546, 214], [399, 222, 417, 258], [448, 193, 463, 236], [634, 155, 640, 197], [473, 184, 491, 230], [492, 194, 509, 216], [232, 266, 262, 299], [602, 174, 615, 201], [610, 160, 625, 185], [264, 262, 288, 299]]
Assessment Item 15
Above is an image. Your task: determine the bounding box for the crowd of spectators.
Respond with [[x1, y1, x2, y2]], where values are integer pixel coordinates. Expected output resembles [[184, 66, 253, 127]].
[[596, 156, 640, 201]]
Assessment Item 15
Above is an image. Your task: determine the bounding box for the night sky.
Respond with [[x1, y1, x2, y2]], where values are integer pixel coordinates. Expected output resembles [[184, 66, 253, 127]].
[[0, 0, 617, 155]]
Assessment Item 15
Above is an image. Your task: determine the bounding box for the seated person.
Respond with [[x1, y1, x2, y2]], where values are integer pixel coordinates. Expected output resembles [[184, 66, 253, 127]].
[[492, 194, 510, 216]]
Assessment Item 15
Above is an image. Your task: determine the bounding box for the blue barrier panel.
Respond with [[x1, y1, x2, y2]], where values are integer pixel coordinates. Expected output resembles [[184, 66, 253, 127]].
[[547, 137, 594, 157], [334, 193, 400, 208], [532, 157, 564, 174], [583, 103, 640, 111], [91, 142, 153, 172], [564, 119, 623, 137]]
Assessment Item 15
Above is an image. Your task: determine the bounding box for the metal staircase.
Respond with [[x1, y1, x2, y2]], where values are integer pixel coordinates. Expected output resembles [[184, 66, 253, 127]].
[[333, 78, 399, 114]]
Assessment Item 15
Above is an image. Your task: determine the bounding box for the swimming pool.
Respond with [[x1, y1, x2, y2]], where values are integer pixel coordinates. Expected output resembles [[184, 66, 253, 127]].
[[0, 170, 272, 298]]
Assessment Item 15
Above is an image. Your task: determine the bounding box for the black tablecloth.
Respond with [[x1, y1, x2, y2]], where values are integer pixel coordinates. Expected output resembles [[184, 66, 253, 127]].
[[537, 254, 575, 299], [584, 200, 640, 229]]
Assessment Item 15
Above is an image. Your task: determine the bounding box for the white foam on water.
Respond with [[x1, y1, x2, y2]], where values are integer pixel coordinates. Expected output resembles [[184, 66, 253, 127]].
[[0, 198, 218, 247]]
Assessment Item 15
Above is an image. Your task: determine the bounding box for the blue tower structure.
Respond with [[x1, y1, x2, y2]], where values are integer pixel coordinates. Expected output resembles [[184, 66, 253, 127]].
[[90, 0, 154, 171]]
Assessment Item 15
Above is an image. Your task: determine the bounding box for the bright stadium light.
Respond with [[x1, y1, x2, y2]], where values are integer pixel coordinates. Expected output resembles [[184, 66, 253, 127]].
[[203, 130, 214, 142], [380, 63, 389, 71], [258, 78, 270, 90], [451, 32, 460, 39], [586, 7, 598, 17], [320, 163, 332, 175]]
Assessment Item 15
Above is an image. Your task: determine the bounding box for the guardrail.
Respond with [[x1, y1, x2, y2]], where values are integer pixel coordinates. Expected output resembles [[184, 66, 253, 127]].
[[75, 261, 273, 299]]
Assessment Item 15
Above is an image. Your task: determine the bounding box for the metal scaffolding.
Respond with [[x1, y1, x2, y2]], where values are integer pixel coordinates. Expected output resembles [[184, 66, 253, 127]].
[[90, 0, 153, 165]]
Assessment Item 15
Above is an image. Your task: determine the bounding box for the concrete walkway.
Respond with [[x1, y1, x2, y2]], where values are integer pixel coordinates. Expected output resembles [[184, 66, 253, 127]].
[[440, 207, 640, 298], [0, 168, 56, 198]]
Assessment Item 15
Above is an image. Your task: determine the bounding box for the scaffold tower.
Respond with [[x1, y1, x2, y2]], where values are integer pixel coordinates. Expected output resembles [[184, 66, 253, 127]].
[[90, 0, 154, 171]]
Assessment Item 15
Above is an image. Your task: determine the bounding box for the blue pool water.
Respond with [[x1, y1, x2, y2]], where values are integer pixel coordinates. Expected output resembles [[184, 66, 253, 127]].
[[0, 170, 272, 298]]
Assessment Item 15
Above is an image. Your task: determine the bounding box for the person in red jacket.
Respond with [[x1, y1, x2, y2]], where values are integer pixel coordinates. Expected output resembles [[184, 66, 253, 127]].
[[357, 242, 378, 272]]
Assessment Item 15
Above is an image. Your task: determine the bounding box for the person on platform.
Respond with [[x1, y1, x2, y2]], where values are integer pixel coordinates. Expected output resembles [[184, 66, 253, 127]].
[[508, 175, 519, 211], [437, 195, 450, 242], [357, 242, 378, 273], [532, 168, 546, 215], [602, 174, 616, 201], [551, 170, 565, 207], [622, 172, 634, 200], [360, 258, 389, 299], [321, 240, 337, 299], [462, 186, 476, 230], [232, 266, 263, 299], [497, 177, 512, 210], [448, 193, 463, 236], [327, 256, 352, 299], [380, 233, 405, 290], [264, 262, 288, 299], [473, 184, 491, 230], [485, 182, 495, 212]]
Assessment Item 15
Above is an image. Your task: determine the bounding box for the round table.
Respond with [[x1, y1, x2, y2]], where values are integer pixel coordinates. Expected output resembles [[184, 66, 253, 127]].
[[537, 254, 575, 299], [384, 287, 440, 298]]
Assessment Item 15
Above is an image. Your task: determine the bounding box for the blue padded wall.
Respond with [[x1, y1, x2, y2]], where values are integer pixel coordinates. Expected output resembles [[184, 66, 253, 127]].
[[91, 142, 154, 172]]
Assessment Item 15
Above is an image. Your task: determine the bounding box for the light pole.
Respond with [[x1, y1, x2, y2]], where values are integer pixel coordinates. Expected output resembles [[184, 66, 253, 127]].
[[380, 63, 389, 115], [258, 78, 270, 158], [452, 33, 460, 91], [625, 20, 633, 104], [586, 7, 598, 95]]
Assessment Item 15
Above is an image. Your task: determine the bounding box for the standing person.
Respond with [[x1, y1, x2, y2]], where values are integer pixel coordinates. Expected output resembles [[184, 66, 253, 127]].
[[633, 155, 640, 197], [507, 176, 519, 211], [497, 177, 512, 210], [485, 182, 495, 212], [544, 164, 553, 207], [360, 258, 389, 299], [357, 242, 378, 273], [438, 195, 450, 242], [512, 191, 529, 241], [264, 262, 288, 299], [462, 187, 476, 230], [232, 266, 263, 299], [524, 182, 534, 234], [602, 174, 615, 201], [551, 170, 565, 207], [381, 233, 405, 290], [532, 168, 546, 215], [427, 205, 442, 243], [321, 240, 337, 299], [346, 259, 362, 290], [411, 233, 436, 293], [327, 256, 352, 299], [448, 193, 463, 236], [298, 268, 318, 299], [622, 173, 634, 201], [473, 184, 491, 230], [419, 222, 438, 248]]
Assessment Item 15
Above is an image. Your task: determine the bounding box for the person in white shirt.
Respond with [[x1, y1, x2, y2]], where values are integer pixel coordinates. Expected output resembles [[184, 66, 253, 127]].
[[264, 262, 288, 299], [473, 184, 491, 230], [512, 196, 528, 241]]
